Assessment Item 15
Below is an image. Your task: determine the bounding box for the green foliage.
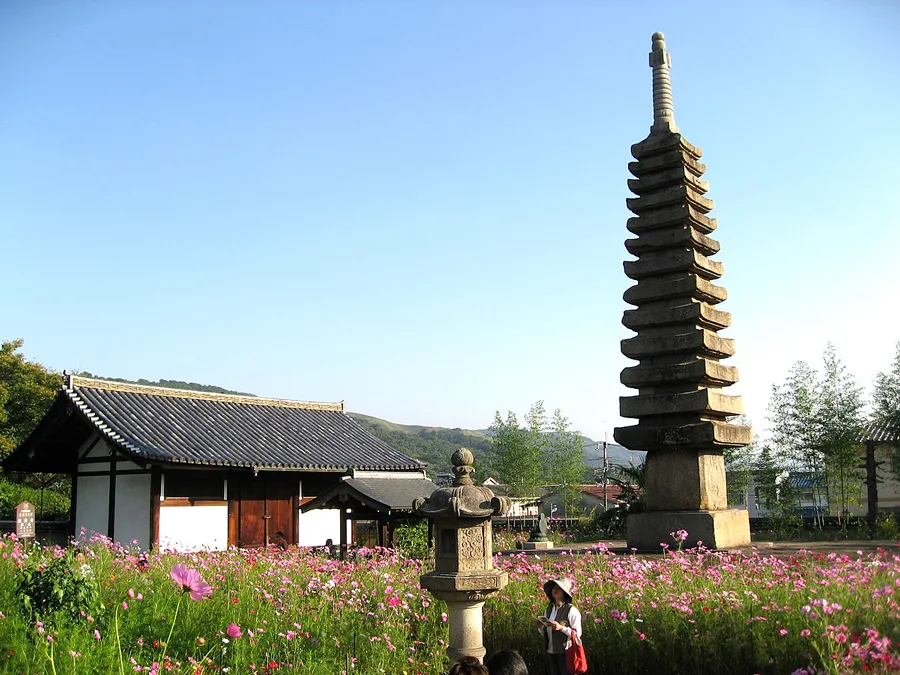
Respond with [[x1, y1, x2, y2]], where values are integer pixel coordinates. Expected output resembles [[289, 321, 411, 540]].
[[490, 409, 542, 496], [394, 520, 431, 560], [16, 547, 103, 625], [0, 340, 61, 458], [877, 513, 900, 540], [767, 345, 866, 524], [350, 414, 495, 478], [490, 401, 585, 499], [872, 341, 900, 428], [609, 461, 645, 511], [0, 478, 70, 520]]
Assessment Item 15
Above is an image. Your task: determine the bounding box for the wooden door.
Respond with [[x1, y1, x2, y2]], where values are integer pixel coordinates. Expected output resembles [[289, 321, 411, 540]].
[[231, 474, 296, 548]]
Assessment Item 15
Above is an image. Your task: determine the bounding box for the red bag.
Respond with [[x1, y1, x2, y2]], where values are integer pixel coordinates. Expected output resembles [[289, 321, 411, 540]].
[[566, 632, 588, 674]]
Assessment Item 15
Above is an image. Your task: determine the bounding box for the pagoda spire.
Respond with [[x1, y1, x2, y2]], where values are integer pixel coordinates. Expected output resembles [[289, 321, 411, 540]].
[[650, 31, 678, 133]]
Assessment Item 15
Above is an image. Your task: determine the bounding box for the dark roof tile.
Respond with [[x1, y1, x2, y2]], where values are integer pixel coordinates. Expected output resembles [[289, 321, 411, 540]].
[[58, 377, 424, 471]]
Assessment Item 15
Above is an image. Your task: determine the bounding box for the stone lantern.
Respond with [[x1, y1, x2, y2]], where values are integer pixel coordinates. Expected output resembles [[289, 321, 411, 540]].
[[413, 448, 510, 663]]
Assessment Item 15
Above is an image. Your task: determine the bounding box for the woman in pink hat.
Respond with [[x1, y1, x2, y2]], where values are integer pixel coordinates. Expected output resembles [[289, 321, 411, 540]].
[[535, 577, 582, 675]]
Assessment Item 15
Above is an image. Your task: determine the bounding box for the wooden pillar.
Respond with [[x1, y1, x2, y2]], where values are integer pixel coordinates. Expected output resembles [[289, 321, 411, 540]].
[[149, 466, 161, 550], [68, 471, 79, 540], [107, 454, 117, 540], [377, 518, 385, 547], [339, 509, 348, 560]]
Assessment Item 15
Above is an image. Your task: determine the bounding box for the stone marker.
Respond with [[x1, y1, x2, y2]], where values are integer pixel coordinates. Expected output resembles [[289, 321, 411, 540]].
[[414, 449, 511, 663], [16, 500, 35, 539], [614, 32, 752, 551], [523, 512, 553, 550]]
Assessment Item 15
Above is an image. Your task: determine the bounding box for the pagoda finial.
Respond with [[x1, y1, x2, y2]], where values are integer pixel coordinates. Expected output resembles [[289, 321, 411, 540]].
[[649, 31, 678, 133]]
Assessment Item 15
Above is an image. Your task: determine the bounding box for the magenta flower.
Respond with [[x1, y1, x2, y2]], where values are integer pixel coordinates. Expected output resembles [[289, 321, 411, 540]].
[[170, 564, 212, 601], [227, 622, 242, 639]]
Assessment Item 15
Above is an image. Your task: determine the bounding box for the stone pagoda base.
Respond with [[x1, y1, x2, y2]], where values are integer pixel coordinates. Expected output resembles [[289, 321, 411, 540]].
[[627, 508, 750, 552], [522, 540, 553, 550]]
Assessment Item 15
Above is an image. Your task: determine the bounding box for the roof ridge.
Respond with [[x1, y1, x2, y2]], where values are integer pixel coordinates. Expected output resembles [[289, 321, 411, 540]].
[[68, 376, 345, 412]]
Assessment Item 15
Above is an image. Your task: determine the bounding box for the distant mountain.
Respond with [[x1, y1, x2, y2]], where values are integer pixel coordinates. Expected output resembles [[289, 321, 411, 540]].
[[582, 439, 646, 470], [348, 413, 496, 477]]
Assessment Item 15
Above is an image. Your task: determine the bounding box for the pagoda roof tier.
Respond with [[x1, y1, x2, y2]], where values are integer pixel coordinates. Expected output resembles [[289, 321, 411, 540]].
[[624, 247, 723, 281], [614, 420, 752, 451], [623, 275, 727, 307], [621, 359, 739, 389], [622, 301, 731, 331], [627, 151, 706, 180], [630, 132, 703, 162], [625, 227, 720, 257], [626, 204, 716, 235], [626, 184, 713, 215], [620, 389, 743, 419], [621, 328, 735, 360], [627, 165, 709, 196]]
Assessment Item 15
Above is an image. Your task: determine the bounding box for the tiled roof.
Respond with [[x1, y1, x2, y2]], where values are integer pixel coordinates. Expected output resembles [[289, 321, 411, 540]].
[[859, 419, 900, 444], [579, 484, 627, 500], [301, 476, 438, 513], [26, 376, 424, 471], [788, 472, 826, 489]]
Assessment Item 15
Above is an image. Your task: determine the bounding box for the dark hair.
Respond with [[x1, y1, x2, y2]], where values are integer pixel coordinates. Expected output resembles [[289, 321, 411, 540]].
[[449, 656, 490, 675], [485, 650, 529, 675]]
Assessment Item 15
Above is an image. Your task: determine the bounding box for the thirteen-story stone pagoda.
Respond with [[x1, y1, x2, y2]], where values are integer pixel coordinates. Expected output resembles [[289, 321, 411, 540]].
[[614, 32, 752, 551]]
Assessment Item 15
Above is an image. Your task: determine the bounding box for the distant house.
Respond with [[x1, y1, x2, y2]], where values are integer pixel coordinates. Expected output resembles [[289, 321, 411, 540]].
[[1, 376, 433, 551], [732, 471, 828, 519]]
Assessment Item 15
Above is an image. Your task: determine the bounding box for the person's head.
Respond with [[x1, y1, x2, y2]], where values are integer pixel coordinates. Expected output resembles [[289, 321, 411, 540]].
[[485, 650, 528, 675], [448, 656, 489, 675], [543, 578, 574, 605]]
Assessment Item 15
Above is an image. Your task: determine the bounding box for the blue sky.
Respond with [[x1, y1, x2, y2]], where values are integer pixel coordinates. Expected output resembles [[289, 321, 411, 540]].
[[2, 1, 898, 443]]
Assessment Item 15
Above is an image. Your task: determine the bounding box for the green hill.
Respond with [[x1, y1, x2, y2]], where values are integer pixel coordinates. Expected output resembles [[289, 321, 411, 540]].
[[348, 413, 497, 478]]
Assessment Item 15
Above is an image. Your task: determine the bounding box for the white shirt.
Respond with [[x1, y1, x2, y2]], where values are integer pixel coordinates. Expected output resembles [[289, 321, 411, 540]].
[[539, 604, 583, 652]]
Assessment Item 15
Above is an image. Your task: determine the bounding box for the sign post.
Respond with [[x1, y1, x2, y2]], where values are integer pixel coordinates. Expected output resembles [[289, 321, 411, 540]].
[[16, 500, 36, 551]]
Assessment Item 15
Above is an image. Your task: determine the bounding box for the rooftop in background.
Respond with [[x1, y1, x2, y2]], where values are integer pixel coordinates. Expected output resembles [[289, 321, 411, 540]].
[[860, 419, 900, 444], [3, 376, 424, 473]]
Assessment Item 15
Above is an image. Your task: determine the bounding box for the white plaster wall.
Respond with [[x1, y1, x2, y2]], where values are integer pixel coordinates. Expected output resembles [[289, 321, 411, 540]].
[[76, 476, 109, 539], [297, 508, 350, 546], [84, 437, 111, 458], [159, 505, 228, 551], [115, 474, 151, 549]]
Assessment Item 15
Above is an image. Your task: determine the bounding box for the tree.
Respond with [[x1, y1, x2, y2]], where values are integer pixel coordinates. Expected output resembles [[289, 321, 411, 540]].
[[752, 445, 785, 513], [815, 344, 865, 522], [767, 360, 824, 523], [490, 401, 585, 502], [0, 340, 61, 458], [543, 408, 585, 515], [724, 415, 755, 508], [873, 341, 900, 427], [872, 341, 900, 481], [766, 345, 865, 525], [490, 409, 542, 497]]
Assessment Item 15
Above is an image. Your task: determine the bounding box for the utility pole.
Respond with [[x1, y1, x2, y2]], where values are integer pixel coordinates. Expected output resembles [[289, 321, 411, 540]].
[[602, 434, 609, 512]]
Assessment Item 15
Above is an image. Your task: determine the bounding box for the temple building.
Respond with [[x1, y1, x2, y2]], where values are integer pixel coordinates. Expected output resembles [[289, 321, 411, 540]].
[[1, 375, 435, 550]]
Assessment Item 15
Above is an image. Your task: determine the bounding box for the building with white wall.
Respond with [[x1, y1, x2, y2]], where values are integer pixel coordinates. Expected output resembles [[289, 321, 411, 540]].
[[3, 376, 432, 551]]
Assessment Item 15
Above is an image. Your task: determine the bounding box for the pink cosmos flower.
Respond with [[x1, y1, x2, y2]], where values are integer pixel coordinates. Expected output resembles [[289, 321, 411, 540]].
[[227, 623, 242, 639], [170, 565, 212, 601]]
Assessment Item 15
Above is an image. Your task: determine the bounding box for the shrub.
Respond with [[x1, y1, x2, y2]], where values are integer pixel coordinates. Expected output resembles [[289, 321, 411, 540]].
[[0, 478, 70, 520], [16, 547, 103, 625], [395, 519, 431, 559]]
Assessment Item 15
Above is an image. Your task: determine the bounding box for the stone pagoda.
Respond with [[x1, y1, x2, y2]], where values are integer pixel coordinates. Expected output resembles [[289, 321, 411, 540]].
[[413, 449, 510, 664], [614, 32, 752, 551]]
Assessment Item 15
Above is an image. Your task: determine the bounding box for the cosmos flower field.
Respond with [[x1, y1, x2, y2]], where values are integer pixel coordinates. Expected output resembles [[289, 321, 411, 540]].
[[1, 534, 899, 674]]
